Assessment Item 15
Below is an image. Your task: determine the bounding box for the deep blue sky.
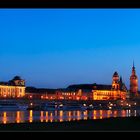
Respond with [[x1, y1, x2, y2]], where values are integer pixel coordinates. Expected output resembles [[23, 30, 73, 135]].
[[0, 9, 140, 89]]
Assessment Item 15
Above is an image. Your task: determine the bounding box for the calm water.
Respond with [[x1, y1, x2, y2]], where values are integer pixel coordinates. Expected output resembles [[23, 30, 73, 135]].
[[0, 109, 139, 124]]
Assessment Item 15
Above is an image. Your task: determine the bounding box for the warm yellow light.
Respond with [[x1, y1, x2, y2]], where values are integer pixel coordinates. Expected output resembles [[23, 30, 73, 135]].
[[17, 95, 20, 98], [113, 110, 117, 117], [50, 112, 53, 122], [50, 112, 53, 117], [4, 94, 7, 98], [29, 95, 32, 99], [77, 111, 81, 120], [59, 111, 63, 122], [100, 115, 103, 119], [108, 106, 112, 110], [68, 111, 71, 121], [60, 96, 64, 99], [46, 112, 48, 117], [107, 110, 111, 118], [69, 97, 72, 99], [83, 110, 88, 120], [60, 111, 63, 117], [83, 104, 86, 107], [121, 110, 126, 117], [93, 110, 96, 115], [93, 116, 97, 120], [99, 110, 103, 119], [16, 111, 20, 123], [29, 110, 33, 123], [45, 112, 48, 122], [76, 97, 80, 100], [50, 118, 53, 122], [40, 111, 44, 122], [3, 112, 7, 124]]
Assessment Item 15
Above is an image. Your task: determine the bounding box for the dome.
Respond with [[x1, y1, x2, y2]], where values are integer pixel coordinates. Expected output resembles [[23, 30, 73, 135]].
[[113, 71, 119, 77], [13, 76, 21, 80]]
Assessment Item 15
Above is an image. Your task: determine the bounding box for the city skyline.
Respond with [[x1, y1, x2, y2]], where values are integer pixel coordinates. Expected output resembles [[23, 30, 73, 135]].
[[0, 9, 140, 88]]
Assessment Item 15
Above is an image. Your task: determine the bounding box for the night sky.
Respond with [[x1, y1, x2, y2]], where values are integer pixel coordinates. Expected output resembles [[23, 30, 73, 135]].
[[0, 9, 140, 89]]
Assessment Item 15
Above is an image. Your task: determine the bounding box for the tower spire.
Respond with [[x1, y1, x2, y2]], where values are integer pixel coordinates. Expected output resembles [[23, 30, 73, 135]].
[[133, 60, 135, 68], [120, 76, 122, 83], [132, 61, 136, 76]]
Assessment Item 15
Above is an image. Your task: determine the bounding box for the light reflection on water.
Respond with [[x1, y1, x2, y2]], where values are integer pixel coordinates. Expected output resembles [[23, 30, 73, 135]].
[[0, 110, 139, 124]]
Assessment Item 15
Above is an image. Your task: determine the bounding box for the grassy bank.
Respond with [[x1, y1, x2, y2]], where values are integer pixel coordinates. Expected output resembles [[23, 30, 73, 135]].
[[0, 117, 140, 132]]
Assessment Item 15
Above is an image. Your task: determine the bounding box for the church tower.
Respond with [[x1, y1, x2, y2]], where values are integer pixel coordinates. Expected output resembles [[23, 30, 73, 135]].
[[112, 71, 120, 90], [119, 76, 127, 91], [130, 62, 138, 97]]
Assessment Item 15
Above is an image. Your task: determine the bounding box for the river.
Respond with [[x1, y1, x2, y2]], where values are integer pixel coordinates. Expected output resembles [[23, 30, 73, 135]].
[[0, 109, 139, 124]]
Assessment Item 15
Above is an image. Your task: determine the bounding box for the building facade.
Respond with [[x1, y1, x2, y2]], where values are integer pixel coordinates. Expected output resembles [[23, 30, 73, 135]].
[[0, 76, 25, 98]]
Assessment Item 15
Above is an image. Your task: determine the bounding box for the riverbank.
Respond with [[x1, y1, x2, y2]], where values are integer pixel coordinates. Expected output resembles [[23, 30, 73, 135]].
[[0, 117, 140, 131]]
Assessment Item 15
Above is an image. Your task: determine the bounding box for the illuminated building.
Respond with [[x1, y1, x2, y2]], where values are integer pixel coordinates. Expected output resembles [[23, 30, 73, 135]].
[[130, 62, 138, 98], [60, 72, 127, 101], [0, 76, 25, 98], [25, 87, 56, 99], [92, 72, 127, 100], [36, 71, 127, 101], [56, 88, 92, 100], [56, 89, 77, 100], [26, 71, 128, 101]]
